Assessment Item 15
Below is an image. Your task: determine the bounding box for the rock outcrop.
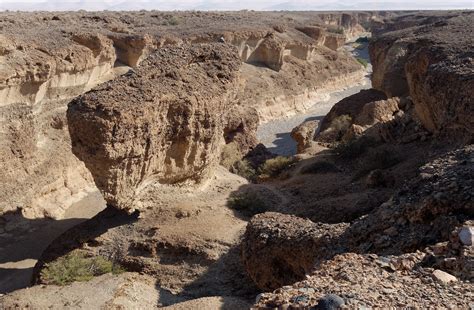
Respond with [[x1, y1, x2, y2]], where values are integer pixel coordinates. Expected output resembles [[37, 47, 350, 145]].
[[291, 119, 319, 153], [68, 44, 241, 211], [316, 88, 401, 142], [241, 212, 348, 291], [245, 146, 473, 307], [370, 12, 474, 139]]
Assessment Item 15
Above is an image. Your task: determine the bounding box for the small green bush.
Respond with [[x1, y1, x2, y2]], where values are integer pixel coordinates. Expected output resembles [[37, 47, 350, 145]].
[[355, 147, 401, 178], [230, 159, 257, 181], [357, 58, 369, 68], [300, 161, 340, 174], [259, 156, 294, 178], [334, 136, 379, 159], [227, 191, 268, 217], [41, 251, 124, 286]]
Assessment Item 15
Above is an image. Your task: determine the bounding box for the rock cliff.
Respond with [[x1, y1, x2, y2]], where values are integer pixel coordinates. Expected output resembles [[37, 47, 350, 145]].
[[68, 44, 240, 211], [370, 12, 474, 139]]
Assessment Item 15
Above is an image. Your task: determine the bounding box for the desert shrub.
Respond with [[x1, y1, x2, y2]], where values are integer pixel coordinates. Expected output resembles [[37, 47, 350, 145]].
[[220, 142, 242, 169], [330, 115, 352, 133], [320, 114, 352, 141], [258, 156, 295, 178], [355, 147, 401, 179], [40, 251, 124, 286], [230, 159, 257, 181], [227, 191, 268, 217], [300, 161, 340, 174], [334, 135, 379, 159], [357, 58, 369, 68], [326, 26, 344, 34]]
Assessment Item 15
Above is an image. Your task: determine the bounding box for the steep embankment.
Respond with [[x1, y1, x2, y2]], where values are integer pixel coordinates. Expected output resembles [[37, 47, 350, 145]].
[[0, 11, 378, 300]]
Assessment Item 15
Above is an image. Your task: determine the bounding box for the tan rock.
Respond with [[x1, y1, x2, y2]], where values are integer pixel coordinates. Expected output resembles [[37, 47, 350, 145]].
[[432, 269, 458, 284], [291, 120, 319, 153], [67, 44, 241, 211], [247, 34, 285, 71]]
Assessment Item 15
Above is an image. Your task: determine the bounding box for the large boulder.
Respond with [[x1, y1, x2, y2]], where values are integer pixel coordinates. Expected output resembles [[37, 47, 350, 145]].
[[67, 44, 241, 211], [241, 212, 348, 291], [291, 119, 319, 153]]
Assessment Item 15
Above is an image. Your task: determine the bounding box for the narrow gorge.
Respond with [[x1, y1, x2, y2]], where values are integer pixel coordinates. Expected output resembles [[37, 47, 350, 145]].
[[0, 10, 472, 309]]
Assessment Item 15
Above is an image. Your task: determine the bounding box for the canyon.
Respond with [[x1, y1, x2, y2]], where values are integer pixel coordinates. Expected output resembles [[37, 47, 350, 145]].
[[0, 9, 473, 309]]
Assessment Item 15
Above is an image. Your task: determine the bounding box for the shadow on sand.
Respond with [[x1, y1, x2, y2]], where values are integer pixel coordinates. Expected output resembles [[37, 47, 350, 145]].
[[266, 115, 325, 156]]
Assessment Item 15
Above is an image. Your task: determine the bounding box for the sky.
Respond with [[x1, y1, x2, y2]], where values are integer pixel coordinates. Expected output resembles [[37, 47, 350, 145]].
[[0, 0, 472, 11]]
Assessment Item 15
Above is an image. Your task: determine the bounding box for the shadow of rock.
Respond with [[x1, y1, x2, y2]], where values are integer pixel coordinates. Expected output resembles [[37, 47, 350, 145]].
[[31, 206, 139, 285], [263, 115, 325, 156], [0, 210, 95, 294], [159, 245, 258, 308]]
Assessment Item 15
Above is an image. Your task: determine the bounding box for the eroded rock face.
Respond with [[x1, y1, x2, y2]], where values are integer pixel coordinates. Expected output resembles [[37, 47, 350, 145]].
[[247, 34, 285, 71], [244, 146, 473, 305], [68, 44, 241, 211], [224, 106, 259, 155], [319, 89, 387, 133], [370, 12, 474, 139]]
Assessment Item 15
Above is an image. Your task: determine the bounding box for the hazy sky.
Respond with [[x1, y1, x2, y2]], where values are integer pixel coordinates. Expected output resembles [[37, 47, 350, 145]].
[[0, 0, 472, 11]]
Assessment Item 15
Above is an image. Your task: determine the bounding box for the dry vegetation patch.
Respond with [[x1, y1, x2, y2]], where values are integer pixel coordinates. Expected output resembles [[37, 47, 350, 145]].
[[40, 250, 124, 286]]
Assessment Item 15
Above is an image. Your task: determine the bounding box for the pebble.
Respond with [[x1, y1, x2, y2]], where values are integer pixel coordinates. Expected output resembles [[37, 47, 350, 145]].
[[458, 226, 474, 246], [315, 294, 345, 310], [298, 287, 316, 294]]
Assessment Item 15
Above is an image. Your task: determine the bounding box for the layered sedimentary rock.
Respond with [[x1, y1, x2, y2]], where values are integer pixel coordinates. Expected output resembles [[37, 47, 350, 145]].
[[370, 12, 474, 139], [68, 44, 241, 210]]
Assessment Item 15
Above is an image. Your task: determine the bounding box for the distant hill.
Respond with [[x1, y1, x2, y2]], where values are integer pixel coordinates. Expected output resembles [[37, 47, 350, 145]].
[[0, 0, 472, 11]]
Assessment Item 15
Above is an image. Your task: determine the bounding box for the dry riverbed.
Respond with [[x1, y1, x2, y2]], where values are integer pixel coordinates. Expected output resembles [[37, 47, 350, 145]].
[[257, 42, 372, 155]]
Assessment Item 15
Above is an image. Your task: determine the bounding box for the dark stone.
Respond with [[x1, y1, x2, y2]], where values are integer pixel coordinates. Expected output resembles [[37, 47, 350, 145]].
[[315, 294, 345, 310]]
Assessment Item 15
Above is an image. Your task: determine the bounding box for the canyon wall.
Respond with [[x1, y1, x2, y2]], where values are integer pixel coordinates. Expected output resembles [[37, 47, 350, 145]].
[[370, 12, 474, 140], [0, 30, 161, 217], [0, 11, 374, 217]]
